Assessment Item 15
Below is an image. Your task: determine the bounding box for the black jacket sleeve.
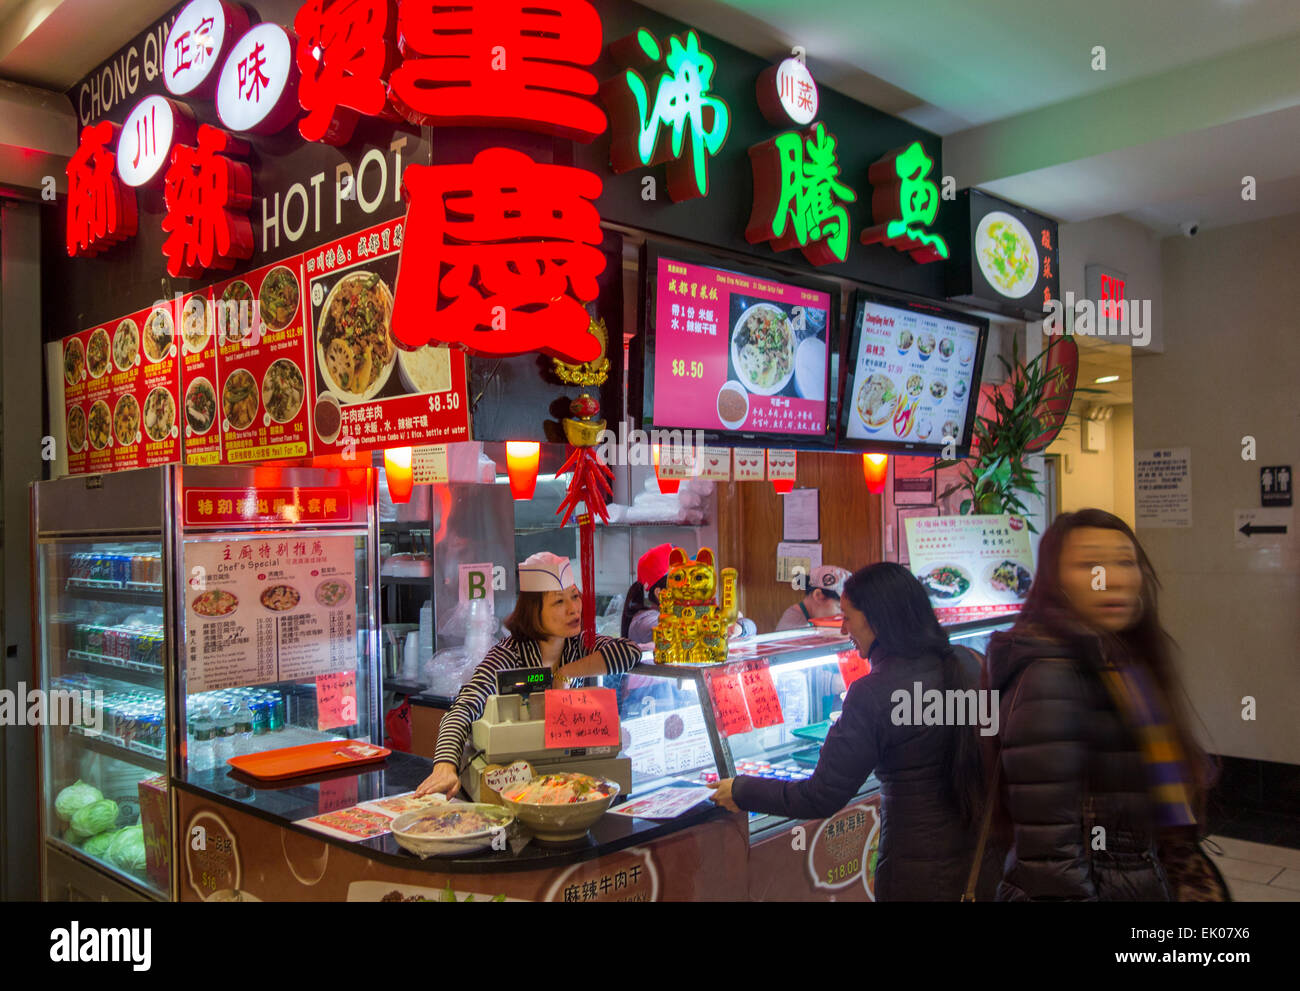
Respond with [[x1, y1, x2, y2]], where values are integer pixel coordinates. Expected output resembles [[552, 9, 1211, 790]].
[[999, 658, 1097, 901], [731, 675, 880, 820]]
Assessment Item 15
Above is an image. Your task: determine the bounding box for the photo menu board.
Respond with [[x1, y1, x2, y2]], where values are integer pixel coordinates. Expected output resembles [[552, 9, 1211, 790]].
[[840, 293, 986, 455], [903, 514, 1034, 624], [647, 251, 833, 440]]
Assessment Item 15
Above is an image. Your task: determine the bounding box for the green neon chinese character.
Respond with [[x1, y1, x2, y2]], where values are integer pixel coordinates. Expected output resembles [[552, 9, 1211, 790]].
[[747, 122, 856, 266], [861, 140, 948, 263], [608, 29, 730, 199]]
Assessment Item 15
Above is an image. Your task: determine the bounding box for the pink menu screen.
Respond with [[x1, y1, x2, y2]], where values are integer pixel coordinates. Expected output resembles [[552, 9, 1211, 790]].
[[652, 257, 830, 436]]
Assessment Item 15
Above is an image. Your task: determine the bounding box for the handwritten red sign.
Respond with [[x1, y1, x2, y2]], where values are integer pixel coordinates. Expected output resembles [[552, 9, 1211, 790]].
[[316, 671, 357, 731], [705, 663, 753, 737], [740, 659, 784, 728], [836, 650, 871, 689], [543, 688, 620, 749]]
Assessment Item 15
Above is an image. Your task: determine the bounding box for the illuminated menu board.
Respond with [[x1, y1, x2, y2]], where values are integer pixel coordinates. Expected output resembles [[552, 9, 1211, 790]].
[[647, 251, 833, 440], [840, 293, 986, 455]]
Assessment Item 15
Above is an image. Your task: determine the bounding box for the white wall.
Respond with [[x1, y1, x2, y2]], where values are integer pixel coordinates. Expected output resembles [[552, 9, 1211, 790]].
[[1058, 215, 1166, 352], [1136, 212, 1300, 764], [1045, 404, 1135, 526]]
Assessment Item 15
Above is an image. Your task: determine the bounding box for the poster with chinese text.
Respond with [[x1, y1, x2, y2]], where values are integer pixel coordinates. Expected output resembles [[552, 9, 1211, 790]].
[[903, 514, 1033, 623]]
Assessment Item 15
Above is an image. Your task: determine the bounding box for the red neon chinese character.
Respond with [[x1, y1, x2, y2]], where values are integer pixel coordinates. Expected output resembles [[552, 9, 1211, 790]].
[[238, 42, 272, 103], [391, 148, 605, 362], [172, 17, 216, 76], [295, 0, 394, 144], [161, 125, 253, 279], [389, 0, 606, 142], [66, 121, 137, 257]]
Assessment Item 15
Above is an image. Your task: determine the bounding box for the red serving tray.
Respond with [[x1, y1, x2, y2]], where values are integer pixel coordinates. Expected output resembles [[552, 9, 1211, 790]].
[[227, 741, 391, 781]]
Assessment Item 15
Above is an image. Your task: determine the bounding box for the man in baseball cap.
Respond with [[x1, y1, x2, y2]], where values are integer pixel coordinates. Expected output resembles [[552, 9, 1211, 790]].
[[775, 564, 852, 631]]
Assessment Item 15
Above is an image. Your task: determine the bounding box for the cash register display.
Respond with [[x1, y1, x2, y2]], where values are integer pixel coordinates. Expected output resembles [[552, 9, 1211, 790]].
[[496, 667, 552, 696]]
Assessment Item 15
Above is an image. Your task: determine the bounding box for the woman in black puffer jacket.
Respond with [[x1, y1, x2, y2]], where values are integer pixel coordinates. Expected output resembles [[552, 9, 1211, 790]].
[[989, 510, 1217, 902], [708, 563, 1002, 901]]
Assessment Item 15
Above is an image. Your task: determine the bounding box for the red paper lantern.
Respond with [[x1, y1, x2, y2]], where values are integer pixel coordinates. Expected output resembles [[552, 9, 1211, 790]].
[[384, 447, 414, 503], [506, 441, 541, 500], [652, 444, 680, 494], [862, 453, 888, 493]]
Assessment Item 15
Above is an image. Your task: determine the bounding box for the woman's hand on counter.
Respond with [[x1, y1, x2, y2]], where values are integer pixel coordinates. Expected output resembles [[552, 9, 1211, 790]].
[[415, 761, 461, 799], [708, 778, 740, 812]]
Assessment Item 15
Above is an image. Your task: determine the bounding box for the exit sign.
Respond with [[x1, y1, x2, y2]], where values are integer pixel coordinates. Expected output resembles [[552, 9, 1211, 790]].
[[1086, 264, 1128, 321]]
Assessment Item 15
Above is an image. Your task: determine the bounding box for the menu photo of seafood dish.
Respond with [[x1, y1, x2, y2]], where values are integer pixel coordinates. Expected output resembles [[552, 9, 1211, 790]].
[[185, 378, 217, 435], [259, 265, 300, 332], [260, 584, 301, 611], [86, 329, 110, 379], [112, 319, 139, 371], [66, 406, 87, 452], [222, 369, 258, 430], [113, 394, 140, 446], [142, 306, 175, 363], [87, 400, 111, 450], [262, 359, 305, 424], [316, 270, 396, 403], [987, 559, 1033, 599], [918, 563, 972, 603], [142, 387, 177, 442], [64, 338, 86, 385]]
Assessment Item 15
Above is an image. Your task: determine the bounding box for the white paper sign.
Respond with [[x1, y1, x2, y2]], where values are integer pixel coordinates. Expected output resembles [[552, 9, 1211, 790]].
[[698, 446, 732, 481], [183, 532, 357, 692], [766, 449, 797, 481], [734, 447, 766, 481], [1135, 447, 1192, 528], [412, 445, 449, 484], [777, 541, 822, 584], [458, 562, 495, 608], [483, 761, 534, 795], [783, 487, 819, 540]]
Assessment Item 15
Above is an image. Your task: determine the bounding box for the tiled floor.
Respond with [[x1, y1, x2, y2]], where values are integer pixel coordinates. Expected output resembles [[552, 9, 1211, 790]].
[[1205, 835, 1300, 902]]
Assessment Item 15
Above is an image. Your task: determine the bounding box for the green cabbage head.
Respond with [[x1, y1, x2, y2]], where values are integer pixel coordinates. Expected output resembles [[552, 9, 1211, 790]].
[[70, 798, 119, 839], [55, 780, 103, 822], [83, 829, 121, 858], [107, 825, 147, 872]]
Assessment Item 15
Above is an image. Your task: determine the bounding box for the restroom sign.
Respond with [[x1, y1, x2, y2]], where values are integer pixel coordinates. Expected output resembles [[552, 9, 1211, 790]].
[[1261, 466, 1292, 507]]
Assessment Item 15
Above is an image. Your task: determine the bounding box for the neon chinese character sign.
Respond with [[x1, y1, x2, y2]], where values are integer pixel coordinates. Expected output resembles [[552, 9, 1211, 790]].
[[216, 23, 301, 134], [116, 95, 197, 188], [164, 0, 248, 98], [66, 121, 137, 258], [602, 28, 731, 201], [389, 0, 606, 142], [757, 57, 817, 127], [747, 122, 856, 266], [161, 124, 254, 278], [294, 0, 396, 145], [859, 141, 948, 264], [390, 148, 605, 363]]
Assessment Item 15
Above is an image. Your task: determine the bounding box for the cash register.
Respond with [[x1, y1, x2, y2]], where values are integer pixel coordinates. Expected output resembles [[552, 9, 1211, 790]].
[[461, 667, 633, 802]]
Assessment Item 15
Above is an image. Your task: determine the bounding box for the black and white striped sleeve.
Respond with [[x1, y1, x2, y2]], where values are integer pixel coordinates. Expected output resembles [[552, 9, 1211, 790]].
[[432, 639, 523, 767], [592, 635, 644, 674]]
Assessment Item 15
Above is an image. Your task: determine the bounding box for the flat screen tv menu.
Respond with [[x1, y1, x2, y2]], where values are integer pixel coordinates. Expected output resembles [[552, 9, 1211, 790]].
[[649, 254, 831, 438], [843, 296, 983, 451]]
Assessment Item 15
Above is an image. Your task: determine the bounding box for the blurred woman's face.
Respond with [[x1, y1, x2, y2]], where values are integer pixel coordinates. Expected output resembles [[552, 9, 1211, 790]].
[[541, 586, 584, 639], [841, 598, 876, 657], [1059, 526, 1143, 633]]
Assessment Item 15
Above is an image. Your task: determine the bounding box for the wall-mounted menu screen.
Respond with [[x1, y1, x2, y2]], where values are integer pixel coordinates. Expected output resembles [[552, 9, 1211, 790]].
[[839, 292, 987, 457]]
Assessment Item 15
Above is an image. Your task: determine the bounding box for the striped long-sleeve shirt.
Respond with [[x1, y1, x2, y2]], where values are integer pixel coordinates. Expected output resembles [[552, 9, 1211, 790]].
[[432, 634, 645, 767]]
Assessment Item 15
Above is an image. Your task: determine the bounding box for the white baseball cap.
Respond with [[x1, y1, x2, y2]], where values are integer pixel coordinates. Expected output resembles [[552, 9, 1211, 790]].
[[518, 552, 576, 592], [808, 565, 851, 597]]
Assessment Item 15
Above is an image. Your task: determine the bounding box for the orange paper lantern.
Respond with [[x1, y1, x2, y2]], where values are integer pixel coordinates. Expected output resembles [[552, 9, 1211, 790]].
[[862, 453, 888, 494], [652, 444, 680, 494], [771, 479, 794, 494], [505, 441, 541, 500], [384, 447, 414, 503]]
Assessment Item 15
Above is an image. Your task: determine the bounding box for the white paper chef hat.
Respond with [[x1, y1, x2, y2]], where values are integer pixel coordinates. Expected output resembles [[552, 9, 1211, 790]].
[[809, 565, 851, 597], [518, 552, 576, 592]]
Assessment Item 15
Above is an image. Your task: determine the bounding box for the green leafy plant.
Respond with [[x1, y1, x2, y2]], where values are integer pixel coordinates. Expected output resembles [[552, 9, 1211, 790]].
[[930, 335, 1097, 531]]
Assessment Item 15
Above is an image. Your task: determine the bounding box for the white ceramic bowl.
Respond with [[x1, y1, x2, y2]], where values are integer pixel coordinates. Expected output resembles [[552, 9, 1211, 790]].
[[794, 338, 826, 400], [730, 303, 795, 396], [499, 778, 620, 842], [390, 802, 514, 858]]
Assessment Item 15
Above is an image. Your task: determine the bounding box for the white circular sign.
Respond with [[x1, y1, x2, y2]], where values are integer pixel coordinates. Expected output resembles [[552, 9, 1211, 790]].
[[117, 96, 180, 187], [164, 0, 240, 98], [216, 23, 298, 134], [975, 211, 1040, 299], [775, 58, 818, 125]]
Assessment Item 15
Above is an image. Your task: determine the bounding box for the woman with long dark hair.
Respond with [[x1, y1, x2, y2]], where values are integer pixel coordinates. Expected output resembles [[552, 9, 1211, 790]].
[[988, 509, 1223, 901], [708, 562, 999, 900]]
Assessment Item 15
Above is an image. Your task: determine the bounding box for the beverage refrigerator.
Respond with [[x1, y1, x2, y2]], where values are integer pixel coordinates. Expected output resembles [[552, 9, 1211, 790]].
[[31, 464, 380, 901]]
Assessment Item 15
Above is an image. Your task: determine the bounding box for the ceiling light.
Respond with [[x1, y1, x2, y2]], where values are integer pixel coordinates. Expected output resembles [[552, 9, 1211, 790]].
[[1094, 375, 1120, 384]]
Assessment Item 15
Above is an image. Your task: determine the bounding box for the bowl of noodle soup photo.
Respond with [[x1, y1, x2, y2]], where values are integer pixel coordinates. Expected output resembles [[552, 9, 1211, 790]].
[[730, 302, 795, 396]]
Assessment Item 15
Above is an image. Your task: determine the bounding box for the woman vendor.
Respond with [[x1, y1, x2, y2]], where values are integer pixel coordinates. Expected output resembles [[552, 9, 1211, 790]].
[[415, 552, 643, 798]]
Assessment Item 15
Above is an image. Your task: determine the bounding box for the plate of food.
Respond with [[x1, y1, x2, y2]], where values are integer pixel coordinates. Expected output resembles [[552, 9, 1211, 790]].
[[262, 358, 304, 424], [143, 387, 176, 441], [917, 332, 936, 361], [185, 378, 217, 435], [220, 281, 256, 344], [112, 319, 139, 371], [499, 772, 620, 842], [88, 400, 111, 449], [260, 585, 300, 611], [182, 296, 211, 353], [986, 559, 1032, 600], [64, 338, 85, 386], [315, 579, 351, 607], [67, 406, 87, 453], [390, 802, 515, 859], [113, 394, 140, 446], [142, 307, 174, 363], [918, 563, 972, 603], [259, 265, 300, 332], [897, 329, 914, 354], [317, 271, 396, 403], [87, 329, 110, 379], [193, 589, 238, 617], [716, 380, 749, 429], [222, 369, 258, 430], [976, 211, 1038, 299], [397, 344, 453, 396], [731, 302, 795, 396], [855, 374, 899, 432]]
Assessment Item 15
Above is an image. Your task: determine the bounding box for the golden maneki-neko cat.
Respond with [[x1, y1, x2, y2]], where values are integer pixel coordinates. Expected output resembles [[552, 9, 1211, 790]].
[[652, 548, 738, 665]]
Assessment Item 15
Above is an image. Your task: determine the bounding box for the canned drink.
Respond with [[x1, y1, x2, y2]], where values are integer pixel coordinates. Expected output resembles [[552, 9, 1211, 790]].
[[251, 699, 269, 735], [270, 694, 285, 731]]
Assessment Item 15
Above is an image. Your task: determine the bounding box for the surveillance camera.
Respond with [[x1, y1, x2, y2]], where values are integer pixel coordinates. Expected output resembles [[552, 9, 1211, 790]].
[[1179, 221, 1199, 238]]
